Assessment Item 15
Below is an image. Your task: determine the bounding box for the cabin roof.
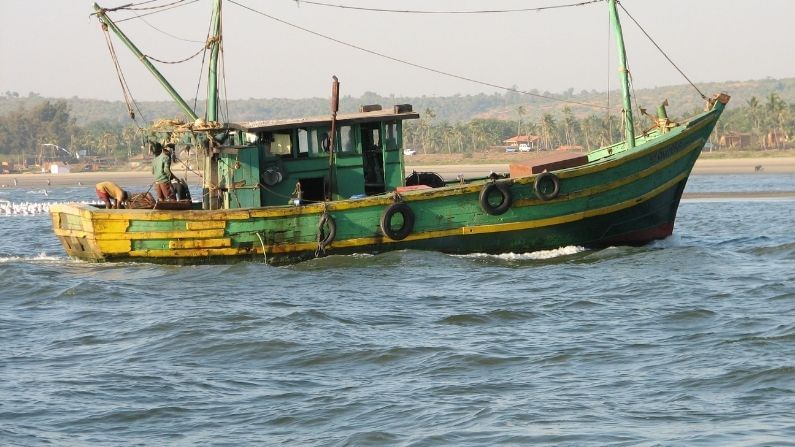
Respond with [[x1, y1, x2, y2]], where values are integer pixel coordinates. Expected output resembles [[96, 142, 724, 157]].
[[240, 108, 420, 132]]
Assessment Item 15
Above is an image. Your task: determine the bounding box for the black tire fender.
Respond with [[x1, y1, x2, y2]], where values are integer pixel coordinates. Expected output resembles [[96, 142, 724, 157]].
[[380, 203, 415, 241], [534, 172, 560, 201], [317, 212, 336, 247], [479, 181, 513, 215]]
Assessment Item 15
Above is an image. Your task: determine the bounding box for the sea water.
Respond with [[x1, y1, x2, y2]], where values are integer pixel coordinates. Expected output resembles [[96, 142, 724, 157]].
[[1, 174, 794, 446]]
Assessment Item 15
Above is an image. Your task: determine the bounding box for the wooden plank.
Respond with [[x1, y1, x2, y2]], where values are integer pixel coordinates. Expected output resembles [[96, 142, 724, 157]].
[[129, 247, 244, 258], [94, 229, 225, 240], [97, 239, 133, 254], [169, 238, 232, 249], [186, 221, 227, 230], [509, 152, 589, 177], [93, 220, 130, 233]]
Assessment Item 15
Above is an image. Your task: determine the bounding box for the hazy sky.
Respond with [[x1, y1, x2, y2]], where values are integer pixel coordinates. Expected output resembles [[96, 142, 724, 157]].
[[1, 0, 794, 102]]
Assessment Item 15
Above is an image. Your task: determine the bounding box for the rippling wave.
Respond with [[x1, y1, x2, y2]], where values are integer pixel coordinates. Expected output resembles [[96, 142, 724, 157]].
[[2, 176, 795, 446]]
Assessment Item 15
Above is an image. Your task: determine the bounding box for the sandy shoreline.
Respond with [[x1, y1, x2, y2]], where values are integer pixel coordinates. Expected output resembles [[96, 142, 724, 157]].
[[1, 157, 794, 189]]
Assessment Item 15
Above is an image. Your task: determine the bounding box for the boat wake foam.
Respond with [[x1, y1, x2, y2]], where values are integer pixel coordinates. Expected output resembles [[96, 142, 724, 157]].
[[0, 200, 95, 216], [647, 234, 682, 249], [460, 245, 587, 261], [0, 252, 64, 263]]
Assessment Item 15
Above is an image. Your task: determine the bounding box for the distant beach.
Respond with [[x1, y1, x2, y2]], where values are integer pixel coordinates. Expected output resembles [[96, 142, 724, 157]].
[[1, 156, 794, 189]]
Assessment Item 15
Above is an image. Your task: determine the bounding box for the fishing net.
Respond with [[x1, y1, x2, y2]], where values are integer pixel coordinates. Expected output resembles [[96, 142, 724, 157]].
[[127, 192, 156, 209]]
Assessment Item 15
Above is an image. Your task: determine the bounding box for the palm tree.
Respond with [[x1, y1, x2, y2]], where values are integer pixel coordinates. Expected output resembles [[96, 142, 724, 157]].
[[540, 114, 557, 150], [468, 120, 488, 152], [746, 96, 761, 135], [121, 126, 140, 158], [454, 124, 466, 153], [766, 93, 784, 149], [516, 105, 526, 139], [420, 108, 436, 154], [581, 114, 603, 150], [562, 107, 579, 146]]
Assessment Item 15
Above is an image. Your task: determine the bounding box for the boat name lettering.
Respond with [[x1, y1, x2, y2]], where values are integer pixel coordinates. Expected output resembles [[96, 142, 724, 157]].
[[650, 141, 685, 163]]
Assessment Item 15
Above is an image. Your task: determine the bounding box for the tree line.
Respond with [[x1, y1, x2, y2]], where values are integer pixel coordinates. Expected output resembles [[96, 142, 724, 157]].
[[403, 107, 628, 155], [405, 92, 794, 154], [0, 90, 792, 168], [0, 100, 142, 166]]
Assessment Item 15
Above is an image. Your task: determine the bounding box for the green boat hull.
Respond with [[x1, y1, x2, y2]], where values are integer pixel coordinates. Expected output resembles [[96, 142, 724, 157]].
[[50, 99, 726, 265]]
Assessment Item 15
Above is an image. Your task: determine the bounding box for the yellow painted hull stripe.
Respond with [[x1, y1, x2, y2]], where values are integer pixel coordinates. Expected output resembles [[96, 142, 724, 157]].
[[514, 138, 701, 207], [66, 169, 688, 260], [317, 170, 690, 251]]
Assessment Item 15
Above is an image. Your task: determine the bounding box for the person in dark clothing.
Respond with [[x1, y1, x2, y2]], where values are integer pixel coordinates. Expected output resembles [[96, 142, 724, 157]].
[[152, 143, 176, 201]]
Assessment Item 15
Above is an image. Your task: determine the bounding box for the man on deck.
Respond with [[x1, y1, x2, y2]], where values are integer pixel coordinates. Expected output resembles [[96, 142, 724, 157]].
[[95, 181, 128, 209], [152, 143, 176, 201]]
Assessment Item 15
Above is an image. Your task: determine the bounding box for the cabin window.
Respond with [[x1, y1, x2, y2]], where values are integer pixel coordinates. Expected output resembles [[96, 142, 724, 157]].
[[369, 127, 381, 151], [297, 129, 310, 157], [339, 126, 357, 153], [315, 129, 331, 153], [297, 127, 330, 157], [360, 122, 381, 152], [271, 132, 292, 156], [384, 122, 398, 151]]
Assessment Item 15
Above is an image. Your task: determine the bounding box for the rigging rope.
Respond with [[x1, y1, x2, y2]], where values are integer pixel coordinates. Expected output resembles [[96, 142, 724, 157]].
[[137, 16, 205, 43], [289, 0, 606, 14], [116, 0, 188, 12], [145, 45, 206, 64], [193, 19, 214, 113], [220, 30, 230, 125], [113, 0, 162, 8], [617, 2, 707, 100], [101, 24, 146, 124], [228, 0, 610, 110], [605, 13, 612, 140], [115, 0, 199, 23]]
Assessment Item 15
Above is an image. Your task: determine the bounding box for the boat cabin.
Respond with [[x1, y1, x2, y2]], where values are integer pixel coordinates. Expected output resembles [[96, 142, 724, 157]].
[[206, 104, 419, 209]]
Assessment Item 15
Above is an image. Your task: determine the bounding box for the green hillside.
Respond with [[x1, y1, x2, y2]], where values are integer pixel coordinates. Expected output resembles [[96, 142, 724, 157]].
[[2, 77, 794, 126], [1, 78, 792, 164]]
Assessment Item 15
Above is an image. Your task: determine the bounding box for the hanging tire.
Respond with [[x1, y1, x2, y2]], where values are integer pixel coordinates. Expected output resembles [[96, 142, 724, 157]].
[[534, 172, 560, 201], [380, 203, 415, 241], [317, 212, 336, 247], [479, 182, 512, 215]]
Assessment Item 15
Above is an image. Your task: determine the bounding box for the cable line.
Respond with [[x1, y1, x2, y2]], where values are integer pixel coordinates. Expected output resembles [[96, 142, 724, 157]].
[[229, 0, 609, 110], [115, 0, 200, 23], [101, 24, 146, 124], [121, 0, 189, 11], [137, 16, 206, 43], [288, 0, 606, 14], [145, 45, 206, 64], [618, 2, 706, 100]]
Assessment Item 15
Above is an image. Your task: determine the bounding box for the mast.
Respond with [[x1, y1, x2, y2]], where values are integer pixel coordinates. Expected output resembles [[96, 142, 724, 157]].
[[608, 0, 635, 148], [93, 3, 199, 122], [206, 0, 222, 123]]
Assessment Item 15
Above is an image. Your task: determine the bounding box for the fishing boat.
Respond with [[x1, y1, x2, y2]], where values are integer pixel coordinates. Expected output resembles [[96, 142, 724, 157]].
[[50, 0, 728, 265]]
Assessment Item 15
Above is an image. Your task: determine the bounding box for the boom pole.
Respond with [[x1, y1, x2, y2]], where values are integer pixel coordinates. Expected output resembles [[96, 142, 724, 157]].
[[206, 0, 222, 123], [93, 3, 199, 122], [608, 0, 635, 148]]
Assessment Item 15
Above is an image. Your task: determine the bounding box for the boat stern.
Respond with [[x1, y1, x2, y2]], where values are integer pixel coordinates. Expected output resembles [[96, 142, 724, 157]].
[[50, 203, 107, 261]]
